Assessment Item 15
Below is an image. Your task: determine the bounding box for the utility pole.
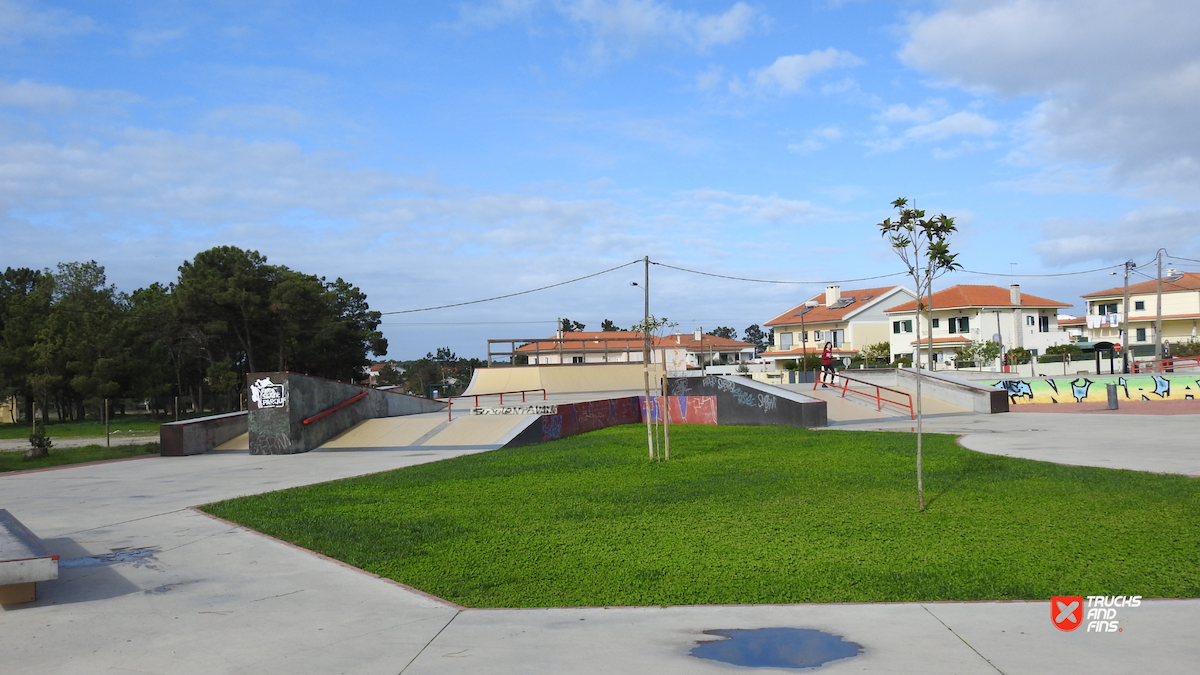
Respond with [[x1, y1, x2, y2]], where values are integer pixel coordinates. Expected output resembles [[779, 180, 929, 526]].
[[1122, 260, 1134, 374], [642, 256, 653, 460], [1155, 249, 1164, 371]]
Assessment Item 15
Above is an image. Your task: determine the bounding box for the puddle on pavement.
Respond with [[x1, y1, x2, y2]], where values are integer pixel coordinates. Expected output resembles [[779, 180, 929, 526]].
[[690, 627, 862, 669], [59, 546, 159, 569]]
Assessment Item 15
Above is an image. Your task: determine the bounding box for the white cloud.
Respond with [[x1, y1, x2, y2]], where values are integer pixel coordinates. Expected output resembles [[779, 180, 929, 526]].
[[1031, 207, 1200, 266], [904, 111, 997, 141], [201, 104, 310, 132], [0, 0, 95, 46], [787, 125, 843, 153], [900, 0, 1200, 196], [751, 48, 862, 94], [129, 27, 188, 53], [0, 78, 139, 114], [457, 0, 762, 62]]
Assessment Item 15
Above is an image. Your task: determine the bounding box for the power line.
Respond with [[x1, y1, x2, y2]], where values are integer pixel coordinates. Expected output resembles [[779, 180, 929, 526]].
[[378, 259, 642, 315], [1166, 253, 1200, 265], [958, 264, 1125, 277], [650, 262, 906, 285]]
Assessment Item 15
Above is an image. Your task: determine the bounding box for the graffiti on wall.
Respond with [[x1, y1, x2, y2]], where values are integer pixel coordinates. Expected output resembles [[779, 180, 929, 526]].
[[702, 375, 779, 414], [640, 395, 718, 425], [994, 375, 1198, 404], [539, 397, 643, 442]]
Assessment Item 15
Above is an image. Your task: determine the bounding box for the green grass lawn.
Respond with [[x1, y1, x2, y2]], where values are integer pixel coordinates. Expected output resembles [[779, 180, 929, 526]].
[[0, 442, 160, 473], [0, 416, 177, 440], [200, 425, 1200, 608]]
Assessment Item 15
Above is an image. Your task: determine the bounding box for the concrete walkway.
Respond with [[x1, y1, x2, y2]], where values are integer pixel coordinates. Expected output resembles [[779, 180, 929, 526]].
[[2, 414, 1197, 674]]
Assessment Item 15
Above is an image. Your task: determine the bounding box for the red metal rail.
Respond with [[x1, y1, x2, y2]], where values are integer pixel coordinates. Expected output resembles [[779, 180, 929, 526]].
[[814, 371, 914, 419], [302, 391, 370, 425], [1131, 355, 1200, 373], [445, 388, 548, 421]]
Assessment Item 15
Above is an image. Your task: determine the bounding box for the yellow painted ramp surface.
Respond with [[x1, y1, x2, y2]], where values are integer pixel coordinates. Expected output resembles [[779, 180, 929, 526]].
[[322, 416, 446, 448], [214, 432, 249, 450], [466, 364, 664, 396], [422, 415, 530, 447]]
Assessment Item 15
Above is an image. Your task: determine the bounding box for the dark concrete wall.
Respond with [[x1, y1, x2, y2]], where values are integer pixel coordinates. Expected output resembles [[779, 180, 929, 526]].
[[247, 372, 446, 455], [159, 411, 248, 456], [505, 397, 643, 447], [668, 374, 827, 428]]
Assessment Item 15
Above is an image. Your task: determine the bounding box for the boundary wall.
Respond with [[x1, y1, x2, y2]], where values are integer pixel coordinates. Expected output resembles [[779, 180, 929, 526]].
[[247, 372, 445, 455], [160, 411, 248, 456], [465, 363, 665, 396]]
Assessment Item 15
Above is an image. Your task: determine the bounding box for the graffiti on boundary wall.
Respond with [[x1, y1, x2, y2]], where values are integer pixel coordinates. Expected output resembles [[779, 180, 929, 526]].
[[994, 375, 1200, 404]]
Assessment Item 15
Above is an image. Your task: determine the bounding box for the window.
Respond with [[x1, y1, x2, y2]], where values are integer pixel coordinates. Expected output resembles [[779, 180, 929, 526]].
[[829, 329, 844, 347], [1136, 328, 1147, 342], [1135, 300, 1145, 310], [1096, 302, 1119, 315], [780, 332, 793, 350], [1039, 315, 1050, 333], [814, 330, 823, 341], [904, 320, 913, 332], [893, 321, 901, 334], [932, 318, 940, 328], [571, 356, 584, 363], [948, 319, 956, 334], [958, 317, 970, 333], [1026, 316, 1036, 326]]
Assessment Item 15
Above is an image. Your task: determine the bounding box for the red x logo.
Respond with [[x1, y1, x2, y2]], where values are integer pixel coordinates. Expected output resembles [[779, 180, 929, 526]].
[[1052, 596, 1084, 632]]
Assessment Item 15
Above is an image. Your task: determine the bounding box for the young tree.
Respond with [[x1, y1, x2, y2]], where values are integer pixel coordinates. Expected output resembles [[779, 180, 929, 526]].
[[743, 324, 769, 352], [631, 314, 677, 461], [707, 326, 737, 340], [860, 342, 891, 366], [878, 197, 961, 511]]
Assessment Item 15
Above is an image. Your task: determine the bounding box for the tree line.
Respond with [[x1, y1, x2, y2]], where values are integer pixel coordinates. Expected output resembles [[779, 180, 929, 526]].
[[1, 246, 386, 424]]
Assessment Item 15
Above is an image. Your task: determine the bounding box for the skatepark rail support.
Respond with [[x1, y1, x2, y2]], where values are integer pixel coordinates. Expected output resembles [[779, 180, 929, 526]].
[[302, 391, 370, 425], [816, 372, 914, 419], [445, 388, 547, 420]]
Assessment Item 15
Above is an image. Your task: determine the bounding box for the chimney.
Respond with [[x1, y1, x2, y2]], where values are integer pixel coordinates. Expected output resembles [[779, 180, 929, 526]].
[[1010, 284, 1021, 305], [694, 328, 702, 341], [676, 334, 681, 344], [825, 285, 840, 306], [555, 329, 564, 340]]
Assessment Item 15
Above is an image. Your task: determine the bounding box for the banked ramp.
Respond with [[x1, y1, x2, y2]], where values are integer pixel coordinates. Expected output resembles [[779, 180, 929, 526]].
[[317, 411, 535, 451]]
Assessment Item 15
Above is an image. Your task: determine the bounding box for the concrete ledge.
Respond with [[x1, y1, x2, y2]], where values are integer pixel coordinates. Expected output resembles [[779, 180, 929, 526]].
[[669, 374, 828, 428], [159, 410, 248, 456], [853, 368, 1009, 414], [0, 509, 58, 604]]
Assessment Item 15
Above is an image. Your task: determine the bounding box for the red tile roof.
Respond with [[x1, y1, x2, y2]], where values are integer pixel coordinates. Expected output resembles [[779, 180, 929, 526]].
[[884, 285, 1071, 312], [1081, 272, 1200, 298], [764, 285, 906, 327], [514, 331, 752, 353]]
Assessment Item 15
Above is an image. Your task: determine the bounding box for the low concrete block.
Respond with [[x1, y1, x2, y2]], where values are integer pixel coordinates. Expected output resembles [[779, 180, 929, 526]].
[[159, 411, 249, 456]]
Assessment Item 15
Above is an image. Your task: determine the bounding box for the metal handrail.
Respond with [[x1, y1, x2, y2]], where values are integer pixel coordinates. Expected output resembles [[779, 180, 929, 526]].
[[444, 388, 548, 421], [814, 371, 914, 420], [1131, 355, 1200, 373], [302, 391, 370, 425]]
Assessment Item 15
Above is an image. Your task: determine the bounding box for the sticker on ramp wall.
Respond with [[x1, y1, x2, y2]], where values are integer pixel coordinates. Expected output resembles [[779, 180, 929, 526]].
[[250, 378, 288, 409], [472, 405, 558, 415]]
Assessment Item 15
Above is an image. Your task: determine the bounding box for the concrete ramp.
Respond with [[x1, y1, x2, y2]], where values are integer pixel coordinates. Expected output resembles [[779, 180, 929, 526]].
[[314, 412, 536, 451], [321, 415, 447, 448], [214, 432, 249, 451]]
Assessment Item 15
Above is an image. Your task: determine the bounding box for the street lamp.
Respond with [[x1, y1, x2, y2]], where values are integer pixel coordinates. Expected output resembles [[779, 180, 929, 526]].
[[799, 299, 818, 380]]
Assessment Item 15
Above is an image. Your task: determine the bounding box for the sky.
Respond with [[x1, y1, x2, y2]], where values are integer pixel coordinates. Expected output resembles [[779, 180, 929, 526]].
[[2, 0, 1199, 359]]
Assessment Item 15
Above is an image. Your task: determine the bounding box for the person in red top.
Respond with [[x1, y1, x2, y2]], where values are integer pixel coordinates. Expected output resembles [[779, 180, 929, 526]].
[[820, 342, 834, 388]]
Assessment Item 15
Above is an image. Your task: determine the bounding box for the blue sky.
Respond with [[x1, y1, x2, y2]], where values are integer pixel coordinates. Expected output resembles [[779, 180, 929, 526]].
[[3, 0, 1199, 358]]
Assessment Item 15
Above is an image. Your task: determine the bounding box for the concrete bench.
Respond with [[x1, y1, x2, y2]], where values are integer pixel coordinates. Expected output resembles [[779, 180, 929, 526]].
[[0, 509, 59, 604]]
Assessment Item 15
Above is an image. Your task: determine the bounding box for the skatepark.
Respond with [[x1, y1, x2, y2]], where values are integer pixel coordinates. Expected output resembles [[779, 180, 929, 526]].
[[2, 364, 1198, 674]]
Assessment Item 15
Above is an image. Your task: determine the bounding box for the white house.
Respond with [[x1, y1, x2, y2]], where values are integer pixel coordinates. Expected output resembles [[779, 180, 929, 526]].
[[883, 284, 1073, 368], [760, 284, 916, 365], [1079, 270, 1200, 357], [514, 330, 754, 370]]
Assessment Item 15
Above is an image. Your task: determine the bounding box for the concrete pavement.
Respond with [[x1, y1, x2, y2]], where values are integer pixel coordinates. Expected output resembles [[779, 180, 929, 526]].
[[3, 413, 1198, 674]]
